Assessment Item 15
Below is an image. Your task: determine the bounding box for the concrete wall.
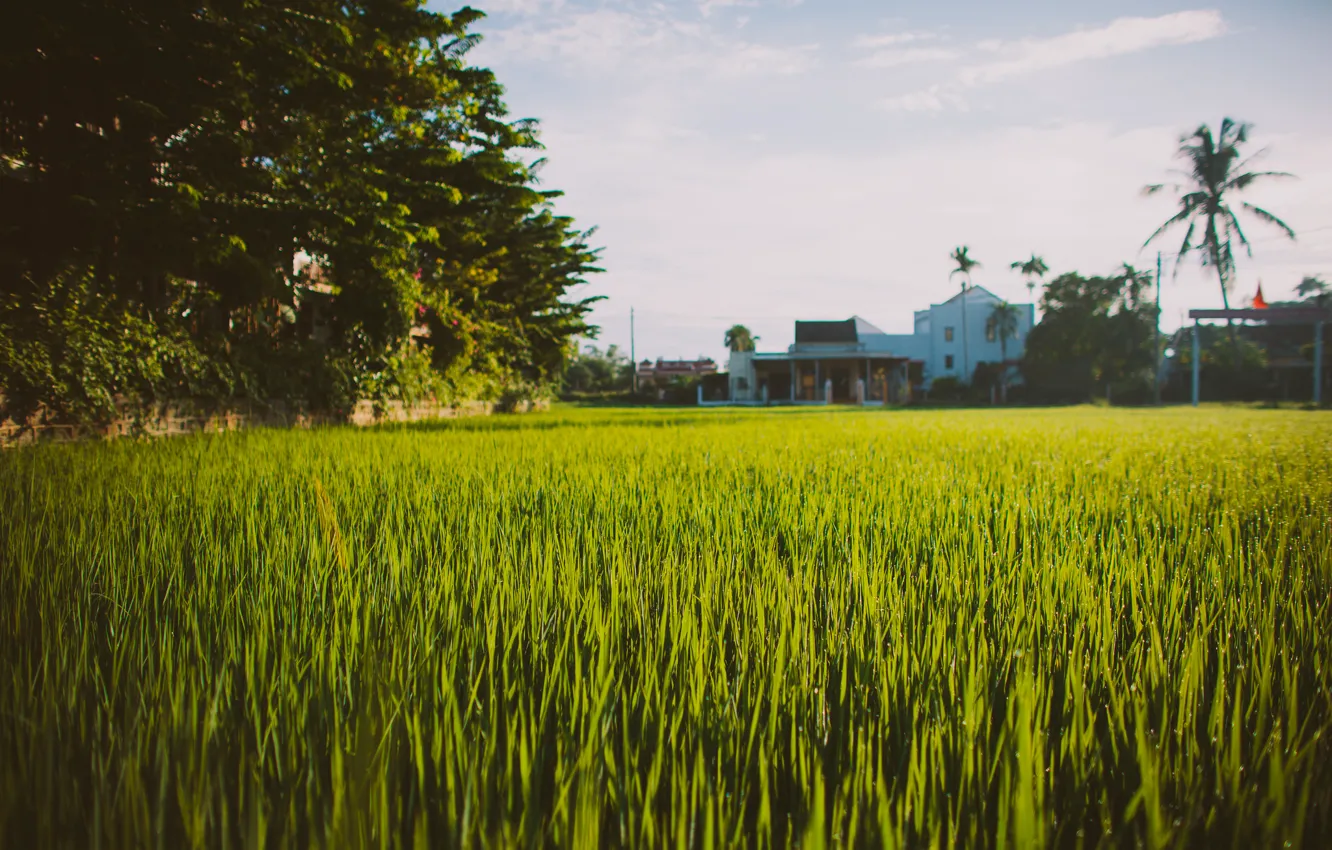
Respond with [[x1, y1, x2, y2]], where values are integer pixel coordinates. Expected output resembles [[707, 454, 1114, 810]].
[[0, 397, 546, 448], [924, 290, 1033, 385], [727, 351, 758, 401]]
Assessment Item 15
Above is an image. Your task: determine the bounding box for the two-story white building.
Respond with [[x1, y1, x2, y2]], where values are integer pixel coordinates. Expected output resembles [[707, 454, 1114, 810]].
[[726, 286, 1035, 403]]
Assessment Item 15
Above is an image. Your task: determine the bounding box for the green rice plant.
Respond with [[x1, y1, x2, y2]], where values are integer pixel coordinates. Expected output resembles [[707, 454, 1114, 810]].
[[0, 406, 1329, 848]]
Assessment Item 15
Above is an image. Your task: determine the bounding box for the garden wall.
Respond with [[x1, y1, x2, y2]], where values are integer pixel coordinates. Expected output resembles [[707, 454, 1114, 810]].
[[0, 397, 546, 448]]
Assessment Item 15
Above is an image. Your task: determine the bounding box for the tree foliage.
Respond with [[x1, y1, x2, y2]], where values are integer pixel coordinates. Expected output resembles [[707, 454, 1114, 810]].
[[562, 343, 632, 394], [1022, 268, 1157, 403], [723, 324, 758, 352], [1296, 275, 1328, 308], [0, 1, 601, 426], [1010, 254, 1049, 298], [949, 246, 980, 287]]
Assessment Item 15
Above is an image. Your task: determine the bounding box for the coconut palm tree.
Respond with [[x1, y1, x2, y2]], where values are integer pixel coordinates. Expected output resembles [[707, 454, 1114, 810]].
[[949, 246, 981, 383], [986, 301, 1020, 403], [1143, 118, 1296, 352], [723, 324, 758, 352], [1010, 254, 1049, 300]]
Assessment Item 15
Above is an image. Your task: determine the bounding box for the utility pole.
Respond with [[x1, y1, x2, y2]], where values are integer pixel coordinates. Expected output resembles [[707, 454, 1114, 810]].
[[1154, 251, 1162, 405], [630, 307, 637, 395]]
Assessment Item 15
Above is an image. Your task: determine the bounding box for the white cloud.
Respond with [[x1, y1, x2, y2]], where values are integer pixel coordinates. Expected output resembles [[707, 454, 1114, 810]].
[[698, 0, 758, 18], [714, 41, 819, 75], [852, 31, 939, 49], [958, 10, 1227, 86], [474, 0, 566, 15], [879, 84, 962, 112], [480, 10, 663, 68], [876, 10, 1228, 112], [477, 6, 817, 76], [856, 46, 958, 69]]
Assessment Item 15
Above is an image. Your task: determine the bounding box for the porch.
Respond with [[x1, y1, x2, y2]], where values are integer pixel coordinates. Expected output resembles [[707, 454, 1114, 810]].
[[752, 354, 917, 404]]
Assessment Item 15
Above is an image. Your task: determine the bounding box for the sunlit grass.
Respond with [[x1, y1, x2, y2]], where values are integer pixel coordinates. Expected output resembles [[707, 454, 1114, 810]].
[[1, 406, 1329, 848]]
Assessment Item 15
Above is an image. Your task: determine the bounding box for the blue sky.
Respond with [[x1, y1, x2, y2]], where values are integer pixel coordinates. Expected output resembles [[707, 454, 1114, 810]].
[[447, 0, 1332, 363]]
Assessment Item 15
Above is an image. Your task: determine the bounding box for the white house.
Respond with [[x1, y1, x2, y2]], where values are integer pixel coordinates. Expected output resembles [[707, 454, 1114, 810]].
[[913, 286, 1035, 386], [726, 286, 1035, 403]]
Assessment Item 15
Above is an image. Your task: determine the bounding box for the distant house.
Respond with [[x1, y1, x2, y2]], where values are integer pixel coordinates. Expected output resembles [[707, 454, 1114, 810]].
[[637, 357, 718, 386], [727, 287, 1035, 403]]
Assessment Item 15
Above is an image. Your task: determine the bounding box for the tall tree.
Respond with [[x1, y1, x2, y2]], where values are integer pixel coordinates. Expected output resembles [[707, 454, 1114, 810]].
[[1023, 268, 1156, 402], [723, 324, 758, 352], [986, 301, 1020, 403], [0, 2, 602, 425], [1010, 254, 1049, 300], [1143, 118, 1296, 353], [949, 246, 980, 384]]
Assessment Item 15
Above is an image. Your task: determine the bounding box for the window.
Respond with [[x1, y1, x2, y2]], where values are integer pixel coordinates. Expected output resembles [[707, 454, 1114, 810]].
[[986, 325, 996, 342], [736, 377, 749, 391], [944, 354, 954, 370], [944, 326, 954, 342]]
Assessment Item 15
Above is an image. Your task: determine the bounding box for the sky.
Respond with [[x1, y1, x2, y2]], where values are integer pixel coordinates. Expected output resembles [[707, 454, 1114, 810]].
[[441, 0, 1332, 363]]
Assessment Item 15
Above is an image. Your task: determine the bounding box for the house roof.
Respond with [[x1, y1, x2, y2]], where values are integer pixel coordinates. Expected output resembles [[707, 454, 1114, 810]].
[[794, 315, 886, 344], [852, 315, 887, 336], [795, 319, 856, 344], [940, 285, 1002, 306]]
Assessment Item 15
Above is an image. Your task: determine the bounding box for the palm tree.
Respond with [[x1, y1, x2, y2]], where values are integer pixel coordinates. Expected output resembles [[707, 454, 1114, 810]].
[[1118, 263, 1154, 305], [723, 324, 758, 352], [986, 301, 1020, 403], [1143, 118, 1296, 354], [949, 246, 981, 383], [1010, 254, 1049, 301]]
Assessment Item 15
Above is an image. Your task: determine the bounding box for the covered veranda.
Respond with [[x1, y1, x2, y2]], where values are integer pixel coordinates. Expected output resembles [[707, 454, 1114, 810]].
[[1186, 307, 1330, 405], [751, 353, 917, 404]]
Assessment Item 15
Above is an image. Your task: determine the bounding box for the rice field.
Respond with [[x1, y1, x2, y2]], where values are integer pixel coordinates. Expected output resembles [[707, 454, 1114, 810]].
[[0, 405, 1330, 848]]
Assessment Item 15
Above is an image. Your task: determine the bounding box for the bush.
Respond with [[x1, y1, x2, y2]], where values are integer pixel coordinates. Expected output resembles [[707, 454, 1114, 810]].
[[0, 268, 218, 426], [927, 377, 967, 402]]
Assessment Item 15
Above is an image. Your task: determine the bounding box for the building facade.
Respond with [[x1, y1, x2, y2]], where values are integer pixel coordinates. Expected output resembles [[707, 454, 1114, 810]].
[[636, 357, 718, 385], [727, 287, 1034, 403]]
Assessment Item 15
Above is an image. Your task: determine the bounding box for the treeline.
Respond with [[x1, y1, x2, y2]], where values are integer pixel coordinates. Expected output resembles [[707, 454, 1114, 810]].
[[0, 2, 601, 426], [1022, 266, 1158, 403], [1021, 269, 1327, 404]]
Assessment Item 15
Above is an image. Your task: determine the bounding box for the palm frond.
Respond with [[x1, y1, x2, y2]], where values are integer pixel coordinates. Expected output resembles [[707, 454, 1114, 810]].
[[1143, 205, 1194, 248], [1226, 170, 1295, 191], [1169, 220, 1197, 279], [1221, 207, 1252, 258], [1241, 202, 1296, 240], [1223, 118, 1250, 146], [1229, 146, 1272, 176]]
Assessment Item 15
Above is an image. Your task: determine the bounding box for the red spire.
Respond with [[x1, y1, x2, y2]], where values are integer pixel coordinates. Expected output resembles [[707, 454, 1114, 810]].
[[1252, 283, 1268, 309]]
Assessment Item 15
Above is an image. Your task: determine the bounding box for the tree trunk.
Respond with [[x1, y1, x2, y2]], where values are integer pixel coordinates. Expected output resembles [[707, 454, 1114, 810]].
[[1211, 242, 1242, 366]]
